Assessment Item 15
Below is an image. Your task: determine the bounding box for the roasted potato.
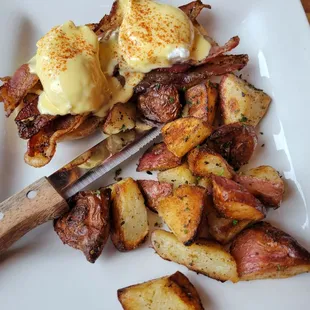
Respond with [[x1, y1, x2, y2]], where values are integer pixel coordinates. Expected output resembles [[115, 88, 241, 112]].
[[220, 74, 271, 127], [54, 189, 111, 263], [234, 165, 285, 209], [137, 84, 181, 123], [205, 195, 252, 244], [152, 229, 239, 283], [188, 146, 234, 179], [212, 175, 266, 221], [117, 271, 204, 310], [162, 117, 212, 158], [137, 180, 173, 213], [230, 222, 310, 280], [197, 176, 213, 195], [157, 185, 206, 245], [137, 142, 182, 172], [102, 102, 136, 135], [157, 163, 197, 189], [184, 81, 218, 125], [110, 178, 149, 252], [106, 130, 136, 155], [208, 122, 258, 170]]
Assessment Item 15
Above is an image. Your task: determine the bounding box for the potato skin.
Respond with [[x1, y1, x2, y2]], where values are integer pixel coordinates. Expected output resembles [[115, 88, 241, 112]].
[[137, 142, 182, 172], [212, 175, 266, 221], [220, 73, 271, 127], [184, 81, 218, 125], [205, 195, 252, 244], [162, 117, 213, 157], [230, 222, 310, 280], [137, 180, 173, 213], [234, 165, 285, 209], [117, 271, 204, 310], [187, 146, 234, 179], [208, 122, 257, 170], [157, 185, 206, 245], [137, 84, 181, 123], [110, 178, 149, 252], [54, 189, 111, 263]]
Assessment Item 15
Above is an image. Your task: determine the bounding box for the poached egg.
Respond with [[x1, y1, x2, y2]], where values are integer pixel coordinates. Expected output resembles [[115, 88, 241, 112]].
[[29, 0, 211, 117]]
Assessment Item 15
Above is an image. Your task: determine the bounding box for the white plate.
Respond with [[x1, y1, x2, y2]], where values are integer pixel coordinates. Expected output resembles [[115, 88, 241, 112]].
[[1, 0, 310, 309]]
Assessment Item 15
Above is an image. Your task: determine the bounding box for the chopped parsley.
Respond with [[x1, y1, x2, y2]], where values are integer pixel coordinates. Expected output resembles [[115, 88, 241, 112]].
[[183, 229, 189, 234], [239, 114, 248, 123], [241, 92, 246, 97], [114, 168, 122, 181], [184, 136, 189, 142], [232, 220, 239, 226], [121, 124, 126, 131], [154, 83, 161, 90], [169, 96, 175, 103]]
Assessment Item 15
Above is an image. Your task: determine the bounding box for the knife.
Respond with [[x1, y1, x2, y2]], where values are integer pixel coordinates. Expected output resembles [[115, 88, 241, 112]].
[[0, 126, 161, 254]]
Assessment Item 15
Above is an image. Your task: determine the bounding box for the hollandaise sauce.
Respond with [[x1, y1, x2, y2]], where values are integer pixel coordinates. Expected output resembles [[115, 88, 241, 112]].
[[29, 0, 212, 118]]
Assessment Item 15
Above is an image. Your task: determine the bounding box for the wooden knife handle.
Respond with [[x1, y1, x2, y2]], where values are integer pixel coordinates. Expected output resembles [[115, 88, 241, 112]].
[[0, 177, 69, 254]]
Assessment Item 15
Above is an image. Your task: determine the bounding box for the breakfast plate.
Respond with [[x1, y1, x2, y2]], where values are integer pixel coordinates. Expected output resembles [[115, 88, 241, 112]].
[[1, 0, 310, 309]]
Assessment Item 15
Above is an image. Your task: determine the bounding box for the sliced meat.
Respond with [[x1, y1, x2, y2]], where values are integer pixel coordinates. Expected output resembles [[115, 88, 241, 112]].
[[24, 114, 87, 167], [179, 0, 211, 21], [0, 64, 39, 117], [15, 95, 56, 139], [138, 84, 181, 123], [135, 54, 249, 94]]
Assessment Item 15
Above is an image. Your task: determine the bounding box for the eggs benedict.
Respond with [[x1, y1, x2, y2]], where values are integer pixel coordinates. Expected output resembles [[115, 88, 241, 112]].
[[28, 0, 212, 117]]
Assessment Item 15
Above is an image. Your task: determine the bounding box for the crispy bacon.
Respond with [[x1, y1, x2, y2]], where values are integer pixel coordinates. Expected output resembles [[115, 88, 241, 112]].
[[94, 1, 122, 38], [179, 0, 211, 21], [135, 54, 249, 94], [0, 64, 39, 117], [15, 95, 56, 139], [24, 114, 87, 167]]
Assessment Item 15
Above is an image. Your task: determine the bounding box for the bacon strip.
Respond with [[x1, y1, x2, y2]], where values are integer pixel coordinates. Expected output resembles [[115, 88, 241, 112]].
[[24, 115, 87, 167], [179, 0, 211, 21], [0, 64, 39, 117], [15, 95, 56, 139], [135, 54, 249, 94]]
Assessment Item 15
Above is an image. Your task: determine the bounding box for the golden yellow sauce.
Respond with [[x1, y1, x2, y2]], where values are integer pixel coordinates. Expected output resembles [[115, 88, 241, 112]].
[[119, 0, 194, 72], [28, 0, 212, 118], [29, 21, 110, 115]]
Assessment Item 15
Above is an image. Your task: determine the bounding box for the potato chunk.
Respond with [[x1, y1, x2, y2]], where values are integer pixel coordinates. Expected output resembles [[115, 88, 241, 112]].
[[234, 165, 285, 209], [220, 74, 271, 127], [162, 117, 212, 157], [205, 196, 252, 244], [137, 142, 182, 172], [188, 146, 234, 178], [54, 189, 111, 263], [152, 230, 239, 283], [230, 222, 310, 280], [212, 175, 266, 221], [137, 84, 181, 123], [184, 81, 218, 125], [102, 102, 136, 135], [158, 163, 197, 189], [157, 185, 206, 245], [137, 180, 173, 213], [110, 178, 149, 252], [117, 271, 204, 310], [209, 123, 258, 170]]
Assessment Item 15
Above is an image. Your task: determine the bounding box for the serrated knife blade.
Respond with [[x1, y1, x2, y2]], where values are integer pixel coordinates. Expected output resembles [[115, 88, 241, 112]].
[[49, 126, 161, 198], [0, 126, 161, 253]]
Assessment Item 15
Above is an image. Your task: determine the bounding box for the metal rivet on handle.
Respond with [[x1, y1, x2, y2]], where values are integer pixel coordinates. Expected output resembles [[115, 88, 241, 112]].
[[27, 191, 37, 200]]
